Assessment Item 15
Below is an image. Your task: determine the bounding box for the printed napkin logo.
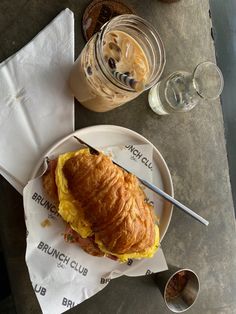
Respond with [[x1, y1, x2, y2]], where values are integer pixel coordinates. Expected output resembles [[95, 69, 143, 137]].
[[37, 241, 88, 276], [62, 297, 76, 309], [34, 284, 47, 296], [32, 192, 59, 217], [127, 259, 133, 266], [23, 142, 168, 314], [125, 145, 153, 171], [100, 277, 111, 284]]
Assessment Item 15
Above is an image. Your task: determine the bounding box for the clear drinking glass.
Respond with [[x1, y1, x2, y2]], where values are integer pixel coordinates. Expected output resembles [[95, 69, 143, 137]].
[[148, 61, 224, 115], [69, 14, 166, 112]]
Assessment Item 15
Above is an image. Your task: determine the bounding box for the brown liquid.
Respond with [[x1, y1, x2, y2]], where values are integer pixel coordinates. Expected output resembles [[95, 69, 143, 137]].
[[69, 30, 149, 112], [102, 31, 149, 83], [166, 271, 188, 301]]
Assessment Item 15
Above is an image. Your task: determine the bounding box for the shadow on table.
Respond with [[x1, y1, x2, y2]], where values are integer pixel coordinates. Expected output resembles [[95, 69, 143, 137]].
[[0, 248, 16, 314]]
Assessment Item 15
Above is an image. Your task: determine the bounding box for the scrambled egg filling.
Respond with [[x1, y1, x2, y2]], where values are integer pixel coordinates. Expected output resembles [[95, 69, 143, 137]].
[[95, 225, 159, 262], [55, 149, 159, 262], [56, 149, 93, 238]]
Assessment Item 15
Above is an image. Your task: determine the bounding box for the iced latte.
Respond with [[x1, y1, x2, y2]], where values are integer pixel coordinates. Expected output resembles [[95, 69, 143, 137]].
[[69, 15, 166, 112]]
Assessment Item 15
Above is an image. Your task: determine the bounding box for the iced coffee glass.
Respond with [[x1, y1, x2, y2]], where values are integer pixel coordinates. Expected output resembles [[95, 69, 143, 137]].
[[69, 14, 166, 112]]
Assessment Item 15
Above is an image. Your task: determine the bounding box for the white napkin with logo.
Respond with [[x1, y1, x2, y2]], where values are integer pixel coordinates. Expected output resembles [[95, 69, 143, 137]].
[[0, 8, 74, 194], [23, 142, 168, 314]]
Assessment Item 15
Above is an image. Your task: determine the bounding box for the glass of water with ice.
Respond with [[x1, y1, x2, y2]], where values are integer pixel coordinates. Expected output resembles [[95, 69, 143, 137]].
[[148, 61, 223, 115]]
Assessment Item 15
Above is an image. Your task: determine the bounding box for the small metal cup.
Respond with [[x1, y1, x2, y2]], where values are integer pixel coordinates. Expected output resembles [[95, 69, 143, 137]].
[[154, 266, 200, 313]]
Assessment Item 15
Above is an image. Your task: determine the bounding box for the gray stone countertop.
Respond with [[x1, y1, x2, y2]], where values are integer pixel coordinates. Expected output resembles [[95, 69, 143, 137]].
[[0, 0, 236, 313]]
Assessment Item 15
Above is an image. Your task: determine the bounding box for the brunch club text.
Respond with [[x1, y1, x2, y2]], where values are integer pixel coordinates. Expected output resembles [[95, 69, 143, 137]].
[[125, 145, 152, 170], [32, 192, 59, 216], [34, 284, 46, 296], [62, 297, 76, 309], [37, 241, 88, 276]]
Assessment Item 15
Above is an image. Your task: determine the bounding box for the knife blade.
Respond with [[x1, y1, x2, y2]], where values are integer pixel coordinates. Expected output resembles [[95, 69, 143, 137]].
[[73, 136, 209, 226]]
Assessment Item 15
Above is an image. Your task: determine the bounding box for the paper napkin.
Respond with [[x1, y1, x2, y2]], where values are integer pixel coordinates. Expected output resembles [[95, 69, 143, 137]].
[[23, 142, 168, 314], [0, 8, 74, 194]]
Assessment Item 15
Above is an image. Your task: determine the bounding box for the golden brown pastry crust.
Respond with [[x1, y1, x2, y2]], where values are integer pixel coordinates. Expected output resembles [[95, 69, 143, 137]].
[[42, 159, 58, 202], [63, 152, 155, 255]]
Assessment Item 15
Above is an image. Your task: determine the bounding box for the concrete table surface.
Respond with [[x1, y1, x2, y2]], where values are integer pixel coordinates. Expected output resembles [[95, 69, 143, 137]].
[[0, 0, 236, 313]]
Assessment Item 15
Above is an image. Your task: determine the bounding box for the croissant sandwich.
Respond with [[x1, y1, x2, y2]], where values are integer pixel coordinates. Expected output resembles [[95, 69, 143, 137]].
[[42, 148, 159, 262]]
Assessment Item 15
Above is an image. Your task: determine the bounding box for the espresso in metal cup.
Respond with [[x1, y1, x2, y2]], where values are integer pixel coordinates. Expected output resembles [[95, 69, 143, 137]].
[[155, 266, 200, 313]]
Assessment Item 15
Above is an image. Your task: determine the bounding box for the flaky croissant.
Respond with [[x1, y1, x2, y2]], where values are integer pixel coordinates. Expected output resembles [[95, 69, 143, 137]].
[[43, 149, 159, 261]]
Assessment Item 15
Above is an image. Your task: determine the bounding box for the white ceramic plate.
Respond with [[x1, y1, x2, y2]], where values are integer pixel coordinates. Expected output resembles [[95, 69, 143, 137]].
[[32, 125, 173, 241]]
